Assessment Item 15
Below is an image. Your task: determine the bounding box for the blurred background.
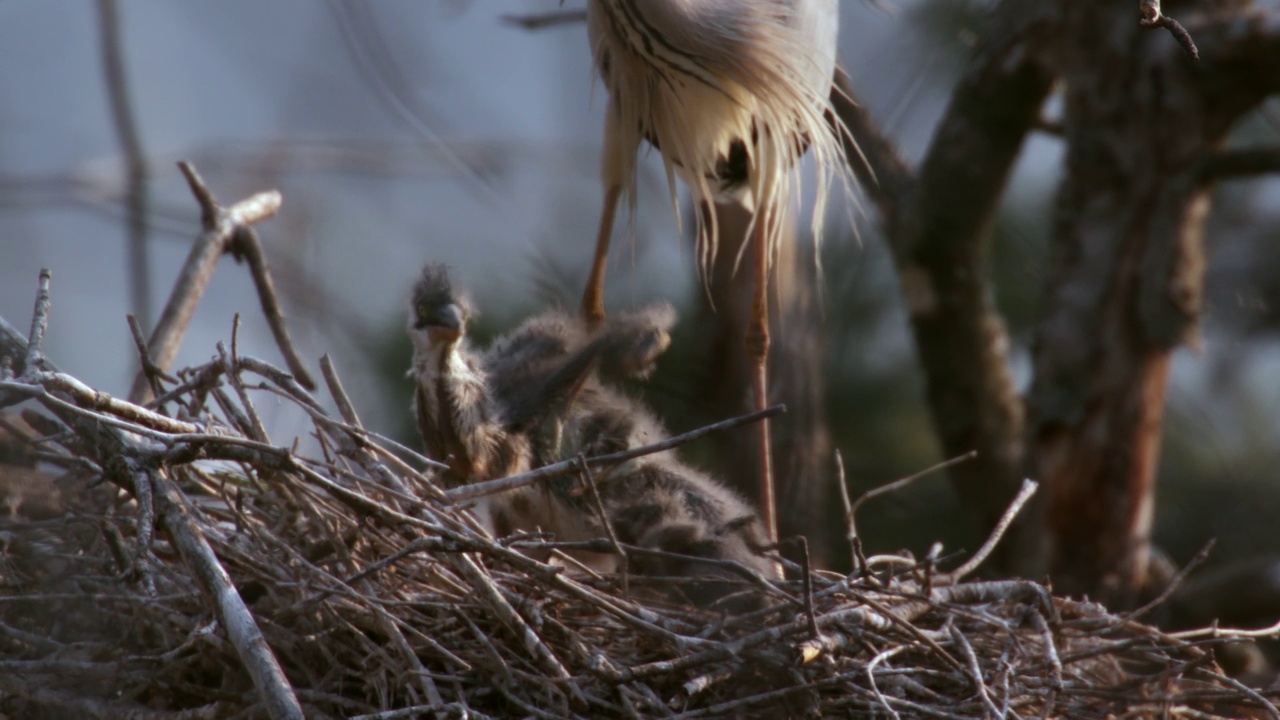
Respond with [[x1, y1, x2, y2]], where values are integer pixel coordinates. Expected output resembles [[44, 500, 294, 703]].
[[2, 0, 1279, 585]]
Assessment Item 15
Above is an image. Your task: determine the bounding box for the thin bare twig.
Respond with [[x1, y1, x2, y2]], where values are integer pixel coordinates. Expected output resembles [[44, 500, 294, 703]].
[[320, 354, 362, 428], [445, 404, 785, 504], [453, 554, 571, 682], [24, 269, 53, 377], [127, 313, 176, 402], [834, 449, 868, 576], [97, 0, 152, 330], [1124, 539, 1213, 622], [847, 451, 977, 537], [577, 454, 629, 593], [944, 479, 1039, 582], [1139, 0, 1199, 59], [797, 536, 819, 638]]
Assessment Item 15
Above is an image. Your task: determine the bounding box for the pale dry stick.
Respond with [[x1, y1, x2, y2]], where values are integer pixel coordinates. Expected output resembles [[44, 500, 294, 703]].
[[23, 269, 53, 377], [1124, 540, 1214, 623], [943, 479, 1038, 583], [1192, 666, 1280, 720], [446, 404, 786, 504], [866, 645, 908, 720], [453, 553, 572, 682], [1171, 617, 1280, 641], [319, 354, 362, 428], [129, 161, 310, 402], [681, 670, 733, 698], [846, 450, 978, 539], [9, 371, 201, 436], [576, 454, 629, 591], [130, 451, 302, 716], [950, 625, 1005, 719], [0, 381, 203, 445], [833, 449, 868, 576], [1029, 610, 1061, 718], [126, 314, 175, 402]]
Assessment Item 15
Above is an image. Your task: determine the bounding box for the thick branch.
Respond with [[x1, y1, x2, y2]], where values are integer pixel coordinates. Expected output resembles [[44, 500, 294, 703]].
[[1199, 147, 1280, 182], [129, 161, 312, 402], [1188, 8, 1280, 94], [152, 470, 306, 720], [838, 1, 1055, 542]]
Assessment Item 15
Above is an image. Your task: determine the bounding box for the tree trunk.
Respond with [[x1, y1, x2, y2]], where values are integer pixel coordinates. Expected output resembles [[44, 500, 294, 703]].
[[1026, 0, 1278, 605], [836, 0, 1280, 600]]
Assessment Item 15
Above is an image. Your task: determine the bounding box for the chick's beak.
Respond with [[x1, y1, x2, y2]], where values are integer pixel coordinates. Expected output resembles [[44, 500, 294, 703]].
[[423, 302, 465, 340]]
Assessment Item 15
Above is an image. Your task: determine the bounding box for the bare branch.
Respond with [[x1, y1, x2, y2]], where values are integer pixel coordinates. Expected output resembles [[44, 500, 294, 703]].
[[129, 161, 306, 403], [1139, 0, 1199, 60], [151, 471, 306, 720], [849, 451, 977, 524], [97, 0, 153, 329], [24, 268, 53, 377], [228, 222, 316, 393], [944, 479, 1039, 583], [445, 404, 785, 504], [1199, 147, 1280, 183]]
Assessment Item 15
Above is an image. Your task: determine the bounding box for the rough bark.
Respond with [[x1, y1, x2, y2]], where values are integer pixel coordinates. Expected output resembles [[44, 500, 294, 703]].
[[836, 0, 1280, 600], [1027, 1, 1280, 604], [833, 1, 1057, 554]]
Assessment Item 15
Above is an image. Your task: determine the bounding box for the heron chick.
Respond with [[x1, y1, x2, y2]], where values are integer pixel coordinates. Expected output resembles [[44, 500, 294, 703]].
[[407, 264, 779, 608]]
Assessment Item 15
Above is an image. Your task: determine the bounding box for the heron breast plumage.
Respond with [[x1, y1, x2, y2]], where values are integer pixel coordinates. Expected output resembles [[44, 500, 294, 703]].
[[587, 0, 840, 205]]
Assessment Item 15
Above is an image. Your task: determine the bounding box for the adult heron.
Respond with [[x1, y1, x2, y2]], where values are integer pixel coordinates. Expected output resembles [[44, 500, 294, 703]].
[[580, 0, 850, 543]]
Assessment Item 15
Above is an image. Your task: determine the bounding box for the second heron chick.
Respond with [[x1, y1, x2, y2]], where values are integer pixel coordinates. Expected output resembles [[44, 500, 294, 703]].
[[407, 264, 779, 607]]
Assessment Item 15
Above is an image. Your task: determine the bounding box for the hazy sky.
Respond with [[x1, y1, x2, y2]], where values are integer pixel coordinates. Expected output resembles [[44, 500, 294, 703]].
[[0, 2, 947, 419]]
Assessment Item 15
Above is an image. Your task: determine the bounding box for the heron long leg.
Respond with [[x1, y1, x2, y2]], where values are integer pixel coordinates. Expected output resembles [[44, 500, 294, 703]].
[[582, 183, 622, 327], [746, 219, 777, 545]]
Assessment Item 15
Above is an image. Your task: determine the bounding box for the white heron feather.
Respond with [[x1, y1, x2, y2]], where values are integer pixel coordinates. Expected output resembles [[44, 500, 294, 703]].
[[586, 0, 847, 280]]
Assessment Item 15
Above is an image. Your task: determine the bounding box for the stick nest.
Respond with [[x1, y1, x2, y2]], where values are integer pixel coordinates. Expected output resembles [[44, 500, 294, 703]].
[[1, 312, 1276, 720]]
